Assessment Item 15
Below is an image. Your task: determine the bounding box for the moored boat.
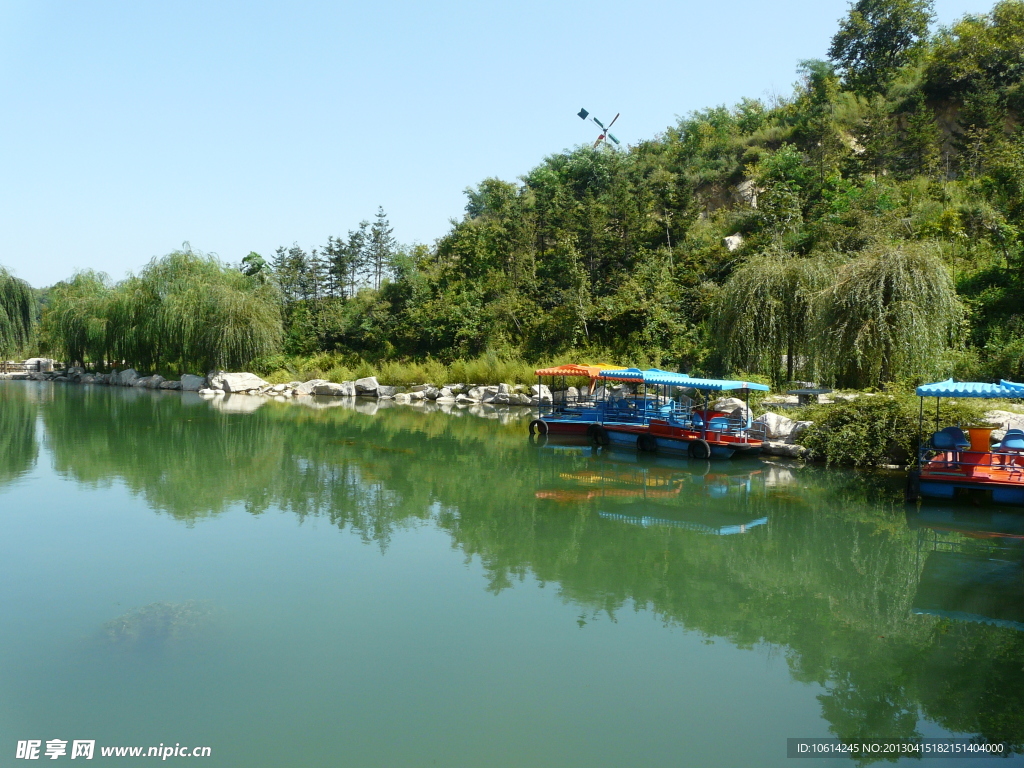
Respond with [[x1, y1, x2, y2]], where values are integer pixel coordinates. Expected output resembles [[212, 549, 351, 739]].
[[528, 363, 633, 436], [592, 369, 770, 459], [908, 379, 1024, 505]]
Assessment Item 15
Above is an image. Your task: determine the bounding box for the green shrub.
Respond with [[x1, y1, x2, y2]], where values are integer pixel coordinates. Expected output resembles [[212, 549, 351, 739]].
[[802, 394, 985, 467]]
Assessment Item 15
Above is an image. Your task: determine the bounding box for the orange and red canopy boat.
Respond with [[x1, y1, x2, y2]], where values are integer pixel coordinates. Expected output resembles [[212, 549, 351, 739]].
[[533, 364, 624, 379]]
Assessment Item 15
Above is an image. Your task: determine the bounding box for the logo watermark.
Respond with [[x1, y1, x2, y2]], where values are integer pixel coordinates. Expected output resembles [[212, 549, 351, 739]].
[[15, 740, 211, 760]]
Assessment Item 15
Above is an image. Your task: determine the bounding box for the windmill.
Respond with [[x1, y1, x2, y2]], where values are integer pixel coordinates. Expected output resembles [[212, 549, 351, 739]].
[[577, 108, 620, 149]]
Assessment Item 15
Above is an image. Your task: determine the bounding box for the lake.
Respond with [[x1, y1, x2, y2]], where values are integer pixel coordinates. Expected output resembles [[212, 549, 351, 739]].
[[2, 382, 1023, 767]]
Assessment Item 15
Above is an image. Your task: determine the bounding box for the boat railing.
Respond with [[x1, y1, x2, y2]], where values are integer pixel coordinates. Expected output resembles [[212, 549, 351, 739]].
[[919, 447, 1024, 479]]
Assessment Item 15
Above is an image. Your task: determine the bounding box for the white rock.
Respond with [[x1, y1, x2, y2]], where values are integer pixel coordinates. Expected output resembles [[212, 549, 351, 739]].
[[723, 233, 744, 251], [712, 397, 745, 412], [295, 379, 328, 395], [393, 392, 412, 404], [354, 376, 379, 393], [788, 421, 813, 444], [118, 369, 140, 387], [313, 382, 347, 396], [208, 371, 269, 393], [762, 441, 805, 458], [753, 411, 796, 440], [530, 384, 551, 399]]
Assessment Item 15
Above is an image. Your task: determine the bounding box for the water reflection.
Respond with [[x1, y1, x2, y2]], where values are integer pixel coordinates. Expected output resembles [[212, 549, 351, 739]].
[[0, 383, 39, 485], [533, 443, 770, 534], [908, 507, 1024, 631], [10, 381, 1024, 755]]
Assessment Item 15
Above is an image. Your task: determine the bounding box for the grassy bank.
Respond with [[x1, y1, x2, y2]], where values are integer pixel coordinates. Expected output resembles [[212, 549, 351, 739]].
[[250, 351, 641, 388]]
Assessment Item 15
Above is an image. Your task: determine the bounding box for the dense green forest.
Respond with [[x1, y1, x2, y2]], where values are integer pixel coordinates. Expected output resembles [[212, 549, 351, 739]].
[[9, 0, 1024, 388]]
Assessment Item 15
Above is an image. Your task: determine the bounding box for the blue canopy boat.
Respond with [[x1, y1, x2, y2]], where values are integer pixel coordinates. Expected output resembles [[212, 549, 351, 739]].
[[908, 378, 1024, 505], [590, 369, 770, 459]]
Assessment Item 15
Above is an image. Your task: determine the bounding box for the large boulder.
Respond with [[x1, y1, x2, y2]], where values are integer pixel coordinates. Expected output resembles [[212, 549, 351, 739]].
[[712, 397, 745, 412], [313, 382, 344, 396], [118, 369, 140, 387], [762, 441, 806, 458], [788, 421, 813, 444], [160, 380, 183, 390], [753, 411, 795, 441], [312, 381, 355, 397], [180, 374, 206, 391], [376, 385, 398, 398], [208, 371, 269, 393], [354, 376, 379, 394], [294, 379, 328, 396], [145, 375, 166, 389]]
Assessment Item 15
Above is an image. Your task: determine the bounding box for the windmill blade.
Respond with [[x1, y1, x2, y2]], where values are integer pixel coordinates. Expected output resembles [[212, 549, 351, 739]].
[[593, 135, 605, 149], [606, 113, 620, 129], [592, 117, 606, 130], [607, 132, 620, 145], [577, 108, 589, 120]]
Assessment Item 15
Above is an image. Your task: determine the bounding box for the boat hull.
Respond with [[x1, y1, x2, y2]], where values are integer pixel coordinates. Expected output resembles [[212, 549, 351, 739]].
[[602, 421, 762, 460], [914, 451, 1024, 506]]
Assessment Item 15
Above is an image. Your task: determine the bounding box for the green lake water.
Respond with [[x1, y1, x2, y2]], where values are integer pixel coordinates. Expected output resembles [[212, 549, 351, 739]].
[[3, 382, 1024, 767]]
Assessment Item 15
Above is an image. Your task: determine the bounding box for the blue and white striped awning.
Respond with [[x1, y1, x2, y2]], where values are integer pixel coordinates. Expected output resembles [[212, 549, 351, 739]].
[[916, 379, 1024, 398], [599, 368, 769, 391]]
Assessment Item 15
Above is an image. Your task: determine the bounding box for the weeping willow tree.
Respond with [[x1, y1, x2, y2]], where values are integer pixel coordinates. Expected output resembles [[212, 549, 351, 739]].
[[41, 270, 112, 366], [0, 266, 37, 357], [813, 242, 963, 388], [45, 249, 283, 373], [137, 250, 284, 371], [112, 249, 283, 372], [716, 251, 836, 385]]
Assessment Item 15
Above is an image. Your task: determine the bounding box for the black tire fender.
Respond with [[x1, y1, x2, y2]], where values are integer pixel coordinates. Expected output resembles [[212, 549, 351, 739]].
[[637, 434, 657, 453], [587, 424, 610, 446], [529, 419, 549, 437], [688, 439, 711, 460], [905, 470, 920, 503]]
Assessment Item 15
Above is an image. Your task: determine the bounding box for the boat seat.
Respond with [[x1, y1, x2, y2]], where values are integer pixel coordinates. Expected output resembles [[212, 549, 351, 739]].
[[994, 429, 1024, 468], [707, 417, 732, 431], [931, 427, 970, 451], [998, 429, 1024, 451]]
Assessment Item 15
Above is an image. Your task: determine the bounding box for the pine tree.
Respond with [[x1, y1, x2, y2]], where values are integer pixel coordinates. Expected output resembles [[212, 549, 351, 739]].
[[368, 207, 396, 290]]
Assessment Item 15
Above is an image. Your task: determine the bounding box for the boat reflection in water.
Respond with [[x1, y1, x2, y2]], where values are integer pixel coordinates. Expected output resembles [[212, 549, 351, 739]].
[[533, 437, 771, 535], [907, 505, 1024, 631]]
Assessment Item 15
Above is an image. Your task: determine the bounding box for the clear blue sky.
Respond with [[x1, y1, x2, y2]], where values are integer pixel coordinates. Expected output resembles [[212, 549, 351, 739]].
[[0, 0, 997, 288]]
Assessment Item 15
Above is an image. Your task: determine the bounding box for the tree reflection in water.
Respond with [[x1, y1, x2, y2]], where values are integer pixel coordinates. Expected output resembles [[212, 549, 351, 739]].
[[14, 381, 1024, 757]]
